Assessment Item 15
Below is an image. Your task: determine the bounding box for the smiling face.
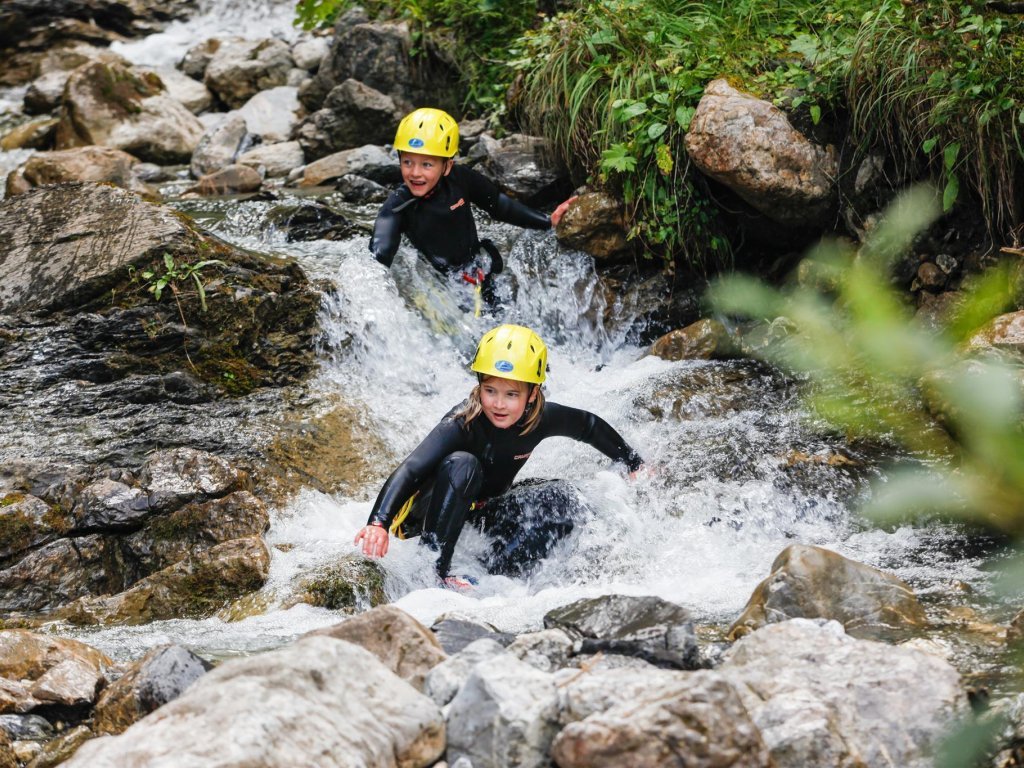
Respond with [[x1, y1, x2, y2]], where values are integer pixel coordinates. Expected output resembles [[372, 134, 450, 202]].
[[479, 376, 537, 429], [399, 151, 452, 197]]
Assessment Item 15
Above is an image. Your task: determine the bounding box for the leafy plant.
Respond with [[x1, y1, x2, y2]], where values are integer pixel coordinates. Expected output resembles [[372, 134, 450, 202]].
[[138, 253, 224, 313], [129, 253, 225, 370]]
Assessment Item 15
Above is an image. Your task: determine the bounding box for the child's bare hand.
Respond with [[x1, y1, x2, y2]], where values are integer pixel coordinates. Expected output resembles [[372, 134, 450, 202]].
[[551, 196, 578, 226], [354, 524, 390, 558]]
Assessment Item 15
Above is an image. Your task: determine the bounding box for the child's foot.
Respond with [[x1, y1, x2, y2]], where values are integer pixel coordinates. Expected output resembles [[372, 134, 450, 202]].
[[439, 574, 477, 592]]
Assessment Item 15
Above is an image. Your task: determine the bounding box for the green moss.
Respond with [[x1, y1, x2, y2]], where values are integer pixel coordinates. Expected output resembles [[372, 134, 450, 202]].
[[0, 510, 34, 554], [0, 493, 25, 507], [301, 559, 387, 611], [147, 506, 204, 543]]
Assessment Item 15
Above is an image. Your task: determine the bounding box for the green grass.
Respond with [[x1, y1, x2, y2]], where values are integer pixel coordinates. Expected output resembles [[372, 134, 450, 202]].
[[295, 1, 1024, 271]]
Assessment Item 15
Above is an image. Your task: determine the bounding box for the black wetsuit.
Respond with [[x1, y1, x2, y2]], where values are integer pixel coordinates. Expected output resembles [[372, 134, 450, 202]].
[[367, 400, 643, 577], [369, 164, 552, 274]]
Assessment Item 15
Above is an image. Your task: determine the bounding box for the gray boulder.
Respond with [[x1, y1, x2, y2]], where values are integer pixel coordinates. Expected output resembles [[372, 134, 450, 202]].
[[63, 636, 445, 768], [203, 38, 294, 110], [545, 593, 701, 669], [294, 79, 399, 161]]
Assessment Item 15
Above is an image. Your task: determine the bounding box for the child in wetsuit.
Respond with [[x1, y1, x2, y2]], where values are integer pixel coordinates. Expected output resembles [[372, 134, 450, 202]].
[[369, 108, 576, 288], [353, 324, 643, 587]]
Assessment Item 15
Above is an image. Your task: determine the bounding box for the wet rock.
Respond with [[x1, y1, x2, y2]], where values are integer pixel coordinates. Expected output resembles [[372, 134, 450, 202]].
[[0, 117, 58, 151], [117, 491, 268, 585], [608, 270, 705, 343], [55, 61, 204, 164], [62, 636, 445, 768], [0, 714, 52, 740], [430, 616, 514, 656], [24, 723, 91, 767], [29, 657, 103, 708], [139, 447, 248, 512], [967, 310, 1024, 355], [729, 543, 928, 641], [23, 71, 73, 115], [302, 15, 458, 115], [203, 38, 294, 110], [290, 36, 329, 72], [178, 38, 221, 81], [297, 144, 398, 187], [685, 79, 837, 228], [71, 478, 151, 532], [0, 493, 64, 563], [552, 669, 771, 768], [507, 628, 575, 673], [649, 318, 738, 361], [0, 536, 111, 613], [917, 260, 946, 291], [720, 619, 966, 768], [333, 173, 389, 204], [236, 140, 304, 179], [236, 86, 302, 144], [554, 190, 633, 262], [0, 630, 112, 712], [60, 536, 270, 625], [545, 594, 701, 670], [470, 133, 570, 207], [306, 605, 446, 692], [293, 554, 386, 612], [0, 731, 12, 768], [294, 79, 399, 160], [424, 638, 508, 707], [270, 201, 365, 242], [186, 163, 263, 196], [139, 67, 212, 115], [0, 182, 182, 313], [446, 655, 559, 768], [93, 645, 212, 736], [189, 112, 248, 177], [5, 146, 152, 198]]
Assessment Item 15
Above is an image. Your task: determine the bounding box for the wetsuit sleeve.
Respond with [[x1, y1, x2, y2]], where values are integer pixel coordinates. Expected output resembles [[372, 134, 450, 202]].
[[459, 166, 552, 231], [366, 416, 468, 528], [369, 189, 410, 268], [543, 402, 644, 472]]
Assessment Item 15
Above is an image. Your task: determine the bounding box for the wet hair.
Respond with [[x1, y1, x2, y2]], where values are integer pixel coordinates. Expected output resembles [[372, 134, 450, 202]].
[[455, 377, 545, 435]]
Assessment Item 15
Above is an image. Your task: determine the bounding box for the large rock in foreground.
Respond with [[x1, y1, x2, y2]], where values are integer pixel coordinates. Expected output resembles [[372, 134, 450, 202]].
[[63, 636, 445, 768], [720, 619, 966, 768]]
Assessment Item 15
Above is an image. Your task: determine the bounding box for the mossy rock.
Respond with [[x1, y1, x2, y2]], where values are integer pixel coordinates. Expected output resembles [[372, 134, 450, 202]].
[[298, 556, 387, 612]]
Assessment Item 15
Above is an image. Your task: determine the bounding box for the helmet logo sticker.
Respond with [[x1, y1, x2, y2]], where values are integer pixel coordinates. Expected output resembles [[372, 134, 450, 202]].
[[409, 138, 425, 148], [495, 360, 514, 373]]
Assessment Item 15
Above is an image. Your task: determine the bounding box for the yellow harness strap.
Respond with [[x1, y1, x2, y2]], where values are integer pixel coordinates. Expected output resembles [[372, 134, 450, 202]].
[[390, 492, 419, 539]]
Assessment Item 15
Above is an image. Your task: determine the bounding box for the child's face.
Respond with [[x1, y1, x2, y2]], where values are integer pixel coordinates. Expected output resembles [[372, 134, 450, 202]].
[[399, 151, 452, 197], [480, 376, 536, 429]]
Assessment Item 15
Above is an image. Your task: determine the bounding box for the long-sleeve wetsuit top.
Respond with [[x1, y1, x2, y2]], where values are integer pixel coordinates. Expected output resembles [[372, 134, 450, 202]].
[[369, 164, 552, 273], [366, 401, 644, 528]]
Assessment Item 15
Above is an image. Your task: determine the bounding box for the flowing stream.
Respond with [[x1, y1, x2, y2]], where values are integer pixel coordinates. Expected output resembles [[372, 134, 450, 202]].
[[1, 0, 1016, 694]]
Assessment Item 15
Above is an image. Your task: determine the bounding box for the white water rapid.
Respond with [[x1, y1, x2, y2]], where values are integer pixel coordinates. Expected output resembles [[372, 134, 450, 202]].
[[0, 1, 1003, 676]]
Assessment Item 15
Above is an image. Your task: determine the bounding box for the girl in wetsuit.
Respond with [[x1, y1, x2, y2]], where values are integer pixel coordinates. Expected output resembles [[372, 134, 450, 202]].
[[369, 108, 576, 284], [354, 324, 644, 587]]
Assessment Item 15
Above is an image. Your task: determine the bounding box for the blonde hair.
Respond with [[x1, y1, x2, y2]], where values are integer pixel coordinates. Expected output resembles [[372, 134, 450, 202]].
[[455, 378, 545, 435]]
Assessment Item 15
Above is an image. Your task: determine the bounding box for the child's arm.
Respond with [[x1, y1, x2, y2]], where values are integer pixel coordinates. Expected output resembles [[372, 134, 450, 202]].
[[368, 190, 411, 267], [544, 402, 644, 473], [461, 166, 572, 231], [355, 416, 466, 557]]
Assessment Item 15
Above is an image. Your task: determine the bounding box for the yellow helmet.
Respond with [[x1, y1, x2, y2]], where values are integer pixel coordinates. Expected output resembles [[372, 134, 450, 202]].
[[471, 324, 547, 384], [394, 107, 459, 158]]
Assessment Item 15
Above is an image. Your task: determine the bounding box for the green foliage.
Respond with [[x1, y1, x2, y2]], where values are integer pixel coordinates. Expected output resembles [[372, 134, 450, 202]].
[[710, 183, 1024, 530], [848, 1, 1024, 232], [512, 0, 1023, 269], [513, 0, 870, 269], [132, 252, 224, 313]]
